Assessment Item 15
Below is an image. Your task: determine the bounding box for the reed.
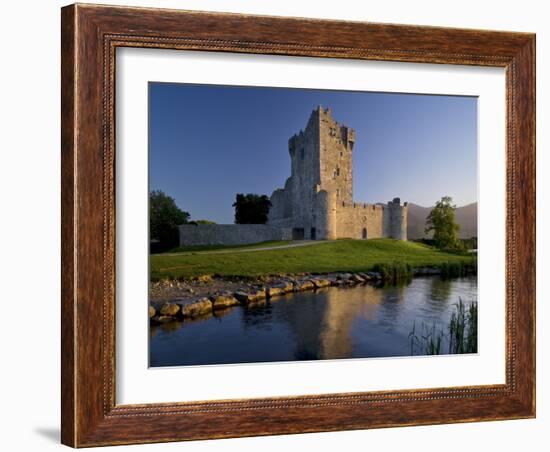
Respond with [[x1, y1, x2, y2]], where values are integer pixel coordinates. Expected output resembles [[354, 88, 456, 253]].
[[438, 260, 477, 278], [409, 321, 443, 356], [372, 261, 413, 283], [409, 298, 478, 356], [449, 299, 478, 354]]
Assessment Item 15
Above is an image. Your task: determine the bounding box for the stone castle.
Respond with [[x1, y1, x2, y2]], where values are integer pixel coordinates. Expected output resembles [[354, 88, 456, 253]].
[[179, 106, 407, 246], [268, 106, 407, 241]]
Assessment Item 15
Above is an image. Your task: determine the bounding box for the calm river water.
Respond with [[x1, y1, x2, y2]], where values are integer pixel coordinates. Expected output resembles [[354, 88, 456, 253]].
[[149, 276, 477, 367]]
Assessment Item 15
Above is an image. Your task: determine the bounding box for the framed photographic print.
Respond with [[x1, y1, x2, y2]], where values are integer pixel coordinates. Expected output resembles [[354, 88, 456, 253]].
[[61, 3, 535, 447]]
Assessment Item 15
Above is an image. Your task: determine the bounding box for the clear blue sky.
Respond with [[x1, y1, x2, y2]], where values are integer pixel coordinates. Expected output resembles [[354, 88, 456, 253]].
[[149, 82, 477, 224]]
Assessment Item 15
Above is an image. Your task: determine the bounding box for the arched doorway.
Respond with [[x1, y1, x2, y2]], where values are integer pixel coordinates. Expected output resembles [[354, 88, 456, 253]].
[[362, 227, 367, 239]]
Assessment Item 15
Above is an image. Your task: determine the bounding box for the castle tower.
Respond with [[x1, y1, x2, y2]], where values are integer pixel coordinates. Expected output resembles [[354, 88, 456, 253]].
[[268, 106, 407, 241], [317, 107, 355, 205], [287, 107, 323, 223], [387, 197, 408, 240], [288, 106, 355, 205], [285, 106, 356, 239]]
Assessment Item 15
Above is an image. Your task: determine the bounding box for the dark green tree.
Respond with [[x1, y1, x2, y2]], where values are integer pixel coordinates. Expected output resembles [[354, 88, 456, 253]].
[[232, 193, 272, 224], [425, 196, 460, 249], [150, 190, 190, 252]]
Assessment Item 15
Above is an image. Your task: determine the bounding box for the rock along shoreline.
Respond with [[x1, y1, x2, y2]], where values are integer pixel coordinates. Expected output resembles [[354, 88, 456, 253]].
[[149, 267, 457, 325]]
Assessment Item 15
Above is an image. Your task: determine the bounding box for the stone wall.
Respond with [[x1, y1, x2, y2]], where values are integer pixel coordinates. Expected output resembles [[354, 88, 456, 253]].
[[179, 224, 292, 247], [335, 202, 386, 239], [333, 199, 408, 240]]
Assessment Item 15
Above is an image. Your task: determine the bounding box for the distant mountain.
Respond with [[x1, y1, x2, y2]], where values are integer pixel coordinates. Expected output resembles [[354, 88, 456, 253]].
[[407, 202, 477, 239]]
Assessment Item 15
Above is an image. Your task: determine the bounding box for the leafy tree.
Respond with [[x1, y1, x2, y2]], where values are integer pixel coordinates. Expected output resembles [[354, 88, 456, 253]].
[[232, 193, 272, 224], [425, 196, 460, 249], [150, 190, 190, 252]]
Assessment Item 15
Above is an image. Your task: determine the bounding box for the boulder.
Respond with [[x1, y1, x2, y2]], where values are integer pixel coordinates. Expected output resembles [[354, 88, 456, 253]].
[[151, 315, 177, 324], [234, 291, 253, 304], [211, 294, 240, 310], [295, 280, 315, 292], [180, 298, 212, 318], [234, 289, 267, 305], [149, 306, 156, 318], [264, 281, 293, 295], [160, 302, 180, 317], [267, 287, 284, 298], [279, 281, 294, 293], [267, 286, 285, 298], [350, 274, 366, 283], [367, 271, 383, 280], [311, 278, 331, 289]]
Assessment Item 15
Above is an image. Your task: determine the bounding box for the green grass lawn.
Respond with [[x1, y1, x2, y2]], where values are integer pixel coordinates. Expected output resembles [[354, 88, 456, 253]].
[[150, 239, 475, 280], [160, 240, 293, 254]]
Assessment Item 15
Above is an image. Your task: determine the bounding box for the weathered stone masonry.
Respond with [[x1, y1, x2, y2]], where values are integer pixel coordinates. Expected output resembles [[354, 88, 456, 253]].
[[179, 106, 407, 246], [268, 106, 407, 241], [178, 224, 292, 247]]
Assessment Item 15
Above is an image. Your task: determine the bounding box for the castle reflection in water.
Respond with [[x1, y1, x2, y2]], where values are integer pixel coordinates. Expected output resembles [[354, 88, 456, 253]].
[[150, 276, 477, 367]]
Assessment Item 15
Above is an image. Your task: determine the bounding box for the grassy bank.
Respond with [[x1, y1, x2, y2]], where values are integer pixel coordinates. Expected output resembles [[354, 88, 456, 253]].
[[160, 240, 292, 254], [150, 238, 475, 281]]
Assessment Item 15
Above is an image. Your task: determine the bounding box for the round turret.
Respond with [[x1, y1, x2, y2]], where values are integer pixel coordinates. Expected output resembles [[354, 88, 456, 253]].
[[314, 190, 337, 240]]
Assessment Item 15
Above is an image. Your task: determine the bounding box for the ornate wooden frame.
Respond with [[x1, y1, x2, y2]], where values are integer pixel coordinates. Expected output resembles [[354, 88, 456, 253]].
[[61, 3, 535, 447]]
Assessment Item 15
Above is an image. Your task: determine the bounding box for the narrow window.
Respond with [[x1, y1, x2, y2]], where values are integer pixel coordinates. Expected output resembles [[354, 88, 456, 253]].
[[310, 227, 317, 240], [362, 228, 367, 239]]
